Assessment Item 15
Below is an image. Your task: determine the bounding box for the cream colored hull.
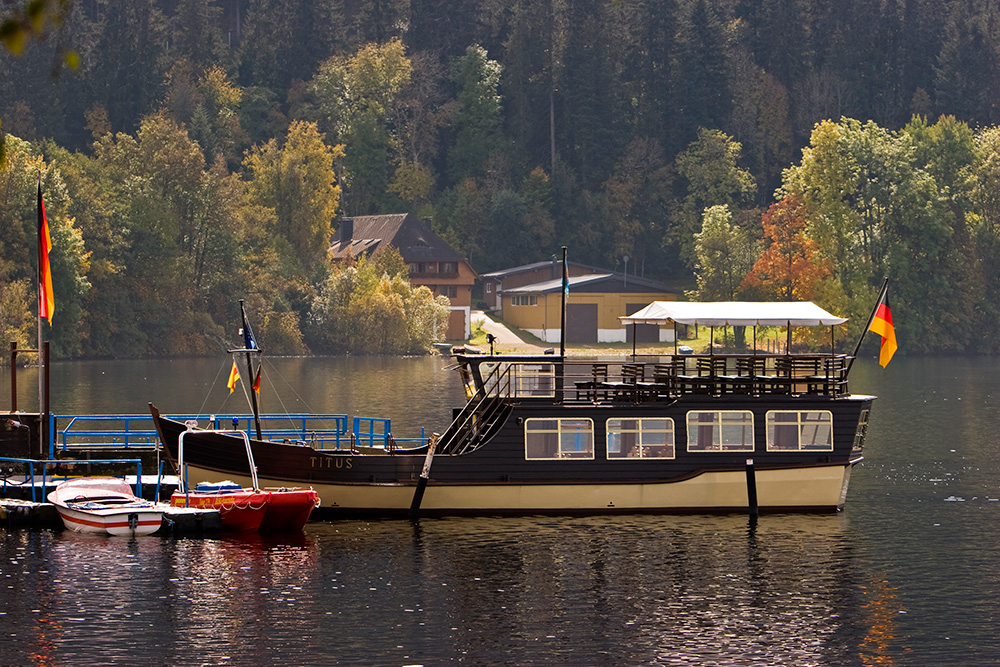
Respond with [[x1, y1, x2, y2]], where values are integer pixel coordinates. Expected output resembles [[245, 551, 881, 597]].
[[176, 462, 855, 514]]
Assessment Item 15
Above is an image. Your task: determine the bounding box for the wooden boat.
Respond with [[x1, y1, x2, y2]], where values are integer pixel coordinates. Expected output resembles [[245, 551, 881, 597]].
[[47, 478, 164, 536], [171, 428, 320, 532], [150, 302, 876, 517]]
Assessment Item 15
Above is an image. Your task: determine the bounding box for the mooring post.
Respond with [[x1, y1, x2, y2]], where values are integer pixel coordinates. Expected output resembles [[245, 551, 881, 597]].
[[10, 342, 16, 412], [745, 458, 759, 519], [409, 433, 440, 520]]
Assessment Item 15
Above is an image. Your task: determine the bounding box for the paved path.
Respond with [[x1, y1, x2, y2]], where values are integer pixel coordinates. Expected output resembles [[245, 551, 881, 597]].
[[471, 311, 545, 352]]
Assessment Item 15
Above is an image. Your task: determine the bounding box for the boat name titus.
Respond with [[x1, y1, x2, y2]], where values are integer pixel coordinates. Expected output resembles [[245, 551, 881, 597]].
[[311, 456, 353, 470]]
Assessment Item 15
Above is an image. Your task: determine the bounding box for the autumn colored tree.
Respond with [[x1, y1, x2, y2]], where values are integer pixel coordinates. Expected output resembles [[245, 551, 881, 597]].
[[741, 196, 830, 300]]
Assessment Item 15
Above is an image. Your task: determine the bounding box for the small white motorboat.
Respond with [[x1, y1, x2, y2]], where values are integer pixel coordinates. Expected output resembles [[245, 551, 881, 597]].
[[47, 477, 164, 536]]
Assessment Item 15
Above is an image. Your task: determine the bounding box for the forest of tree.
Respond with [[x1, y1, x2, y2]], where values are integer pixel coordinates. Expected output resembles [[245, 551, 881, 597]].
[[3, 0, 1000, 357]]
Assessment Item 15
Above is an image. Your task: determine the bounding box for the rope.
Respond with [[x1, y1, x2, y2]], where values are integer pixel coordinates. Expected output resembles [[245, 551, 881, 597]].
[[196, 357, 231, 418], [260, 357, 316, 430]]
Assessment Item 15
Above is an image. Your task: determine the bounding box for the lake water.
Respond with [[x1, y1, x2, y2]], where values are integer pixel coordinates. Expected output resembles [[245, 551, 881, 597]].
[[1, 355, 999, 665]]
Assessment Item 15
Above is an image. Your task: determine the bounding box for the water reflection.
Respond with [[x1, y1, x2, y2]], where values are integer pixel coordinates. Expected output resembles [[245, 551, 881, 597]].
[[2, 356, 1000, 664], [13, 355, 467, 439]]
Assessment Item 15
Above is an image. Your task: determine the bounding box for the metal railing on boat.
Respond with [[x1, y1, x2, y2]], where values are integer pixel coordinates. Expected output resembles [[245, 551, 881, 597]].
[[455, 353, 853, 404], [49, 413, 429, 458]]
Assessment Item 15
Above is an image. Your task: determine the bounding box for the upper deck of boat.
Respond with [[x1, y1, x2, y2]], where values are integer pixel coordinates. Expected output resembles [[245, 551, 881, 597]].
[[455, 352, 856, 405]]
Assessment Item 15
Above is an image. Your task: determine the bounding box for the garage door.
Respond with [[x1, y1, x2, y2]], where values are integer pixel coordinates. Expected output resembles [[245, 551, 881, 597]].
[[626, 302, 659, 343], [566, 303, 598, 343]]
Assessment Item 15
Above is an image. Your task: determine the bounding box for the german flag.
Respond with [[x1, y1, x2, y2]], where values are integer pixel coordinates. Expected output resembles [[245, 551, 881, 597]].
[[868, 291, 897, 367], [252, 366, 261, 394], [38, 180, 54, 324]]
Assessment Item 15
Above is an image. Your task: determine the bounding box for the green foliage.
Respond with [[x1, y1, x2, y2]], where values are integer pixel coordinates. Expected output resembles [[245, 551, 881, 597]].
[[308, 248, 449, 354], [0, 136, 90, 354], [448, 44, 504, 183], [673, 129, 757, 265], [244, 120, 343, 279], [12, 1, 1000, 358], [304, 39, 412, 215], [690, 205, 758, 301]]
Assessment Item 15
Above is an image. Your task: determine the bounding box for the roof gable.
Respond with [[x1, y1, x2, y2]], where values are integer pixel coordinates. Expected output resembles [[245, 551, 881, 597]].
[[331, 213, 465, 263]]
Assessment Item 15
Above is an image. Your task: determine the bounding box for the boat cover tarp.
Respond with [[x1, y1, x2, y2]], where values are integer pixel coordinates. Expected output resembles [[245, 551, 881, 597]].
[[619, 301, 848, 327]]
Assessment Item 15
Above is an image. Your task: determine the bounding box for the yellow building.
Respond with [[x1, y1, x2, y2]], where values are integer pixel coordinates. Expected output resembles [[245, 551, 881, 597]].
[[501, 273, 678, 344]]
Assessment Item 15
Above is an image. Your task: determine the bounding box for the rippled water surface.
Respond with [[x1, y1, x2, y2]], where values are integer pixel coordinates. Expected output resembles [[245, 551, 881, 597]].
[[1, 355, 998, 665]]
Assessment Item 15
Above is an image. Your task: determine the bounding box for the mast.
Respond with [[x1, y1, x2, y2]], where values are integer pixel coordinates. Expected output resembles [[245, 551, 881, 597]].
[[238, 300, 263, 440]]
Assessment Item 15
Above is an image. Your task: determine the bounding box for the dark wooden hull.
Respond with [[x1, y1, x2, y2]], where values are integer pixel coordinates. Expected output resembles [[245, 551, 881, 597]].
[[151, 392, 873, 517]]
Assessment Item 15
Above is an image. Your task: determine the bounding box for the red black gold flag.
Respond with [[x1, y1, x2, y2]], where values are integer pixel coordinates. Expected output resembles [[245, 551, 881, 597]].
[[868, 292, 897, 367], [38, 181, 54, 324], [252, 367, 261, 394]]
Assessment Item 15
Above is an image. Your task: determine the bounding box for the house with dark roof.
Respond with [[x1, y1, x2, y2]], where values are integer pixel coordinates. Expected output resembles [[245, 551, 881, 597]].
[[330, 213, 478, 341], [480, 260, 608, 313], [499, 272, 678, 344]]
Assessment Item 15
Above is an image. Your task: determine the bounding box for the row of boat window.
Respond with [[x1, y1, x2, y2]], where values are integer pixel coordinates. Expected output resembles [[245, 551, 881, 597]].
[[523, 410, 833, 460]]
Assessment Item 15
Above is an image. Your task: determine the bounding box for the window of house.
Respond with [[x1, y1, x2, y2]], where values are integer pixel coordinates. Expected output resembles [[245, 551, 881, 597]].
[[441, 262, 458, 273], [486, 284, 493, 293], [607, 419, 675, 459], [409, 263, 419, 274], [512, 295, 537, 306], [426, 262, 437, 273], [766, 411, 833, 451], [525, 418, 594, 460], [686, 411, 754, 452]]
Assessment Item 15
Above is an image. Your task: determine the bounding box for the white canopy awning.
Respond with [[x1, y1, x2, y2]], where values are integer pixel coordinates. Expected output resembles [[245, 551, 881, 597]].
[[619, 301, 848, 327]]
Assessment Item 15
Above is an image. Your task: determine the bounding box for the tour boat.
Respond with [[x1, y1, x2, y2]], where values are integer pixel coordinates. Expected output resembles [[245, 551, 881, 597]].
[[171, 427, 320, 532], [48, 477, 164, 536], [150, 302, 877, 518]]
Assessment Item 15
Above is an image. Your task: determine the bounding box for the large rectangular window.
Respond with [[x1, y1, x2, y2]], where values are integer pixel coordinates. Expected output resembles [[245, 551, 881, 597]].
[[511, 295, 537, 306], [686, 411, 754, 452], [766, 411, 833, 451], [607, 419, 675, 459], [525, 418, 594, 460]]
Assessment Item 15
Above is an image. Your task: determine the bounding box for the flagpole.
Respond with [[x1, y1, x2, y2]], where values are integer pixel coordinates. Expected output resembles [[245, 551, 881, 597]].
[[240, 299, 264, 440], [559, 246, 567, 358], [239, 300, 263, 440], [36, 174, 45, 456], [845, 277, 888, 377], [557, 246, 567, 402]]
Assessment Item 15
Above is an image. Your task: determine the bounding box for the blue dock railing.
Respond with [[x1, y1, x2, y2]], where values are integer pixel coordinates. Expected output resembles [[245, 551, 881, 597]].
[[0, 456, 149, 503], [49, 413, 428, 458]]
